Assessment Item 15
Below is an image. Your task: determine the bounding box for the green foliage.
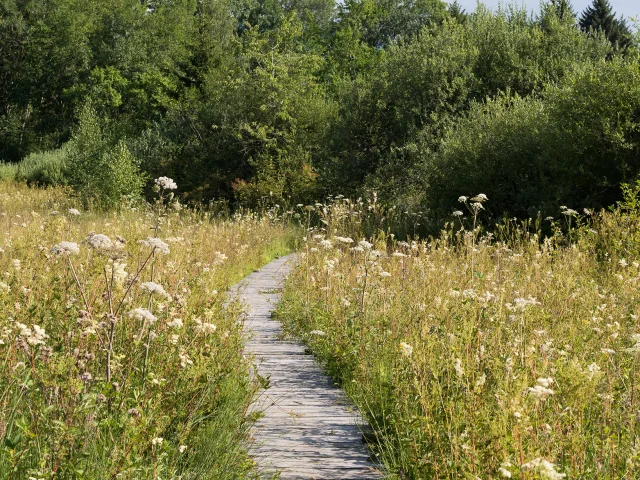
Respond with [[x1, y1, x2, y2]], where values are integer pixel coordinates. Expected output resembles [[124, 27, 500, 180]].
[[424, 58, 640, 218], [65, 105, 147, 208], [16, 148, 68, 186]]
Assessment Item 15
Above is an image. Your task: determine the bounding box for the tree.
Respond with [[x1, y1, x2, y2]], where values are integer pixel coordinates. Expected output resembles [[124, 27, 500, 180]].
[[447, 1, 468, 24], [540, 0, 576, 30], [579, 0, 632, 50]]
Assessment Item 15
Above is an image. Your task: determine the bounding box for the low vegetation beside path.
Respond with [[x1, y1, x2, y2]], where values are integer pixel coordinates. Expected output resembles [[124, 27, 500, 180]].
[[277, 186, 640, 479], [0, 180, 293, 479]]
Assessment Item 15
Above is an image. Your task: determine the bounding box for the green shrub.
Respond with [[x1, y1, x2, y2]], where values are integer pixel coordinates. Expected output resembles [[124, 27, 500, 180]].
[[65, 104, 147, 209], [423, 58, 640, 219], [0, 162, 18, 182], [16, 148, 68, 186]]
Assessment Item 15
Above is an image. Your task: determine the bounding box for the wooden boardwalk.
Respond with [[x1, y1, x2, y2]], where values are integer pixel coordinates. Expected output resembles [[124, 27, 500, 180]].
[[231, 254, 384, 479]]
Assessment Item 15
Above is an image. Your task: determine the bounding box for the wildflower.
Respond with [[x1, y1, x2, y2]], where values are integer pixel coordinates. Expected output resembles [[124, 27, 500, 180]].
[[140, 282, 170, 299], [51, 241, 80, 256], [587, 362, 601, 379], [194, 318, 216, 334], [452, 210, 463, 217], [392, 252, 406, 257], [471, 193, 488, 203], [81, 372, 92, 382], [179, 445, 188, 453], [521, 458, 566, 479], [399, 342, 413, 357], [475, 373, 487, 389], [310, 330, 327, 336], [458, 196, 468, 203], [498, 462, 512, 478], [341, 297, 351, 307], [601, 348, 616, 355], [167, 318, 183, 329], [86, 233, 113, 249], [138, 237, 170, 255], [335, 236, 354, 244], [151, 437, 164, 446], [379, 271, 391, 278], [13, 259, 20, 271], [68, 208, 80, 216], [178, 351, 193, 368], [128, 308, 157, 324], [319, 239, 333, 250], [619, 259, 628, 268], [454, 358, 464, 377], [358, 240, 373, 250], [528, 378, 555, 401], [560, 207, 577, 216], [155, 176, 177, 190], [110, 261, 128, 287]]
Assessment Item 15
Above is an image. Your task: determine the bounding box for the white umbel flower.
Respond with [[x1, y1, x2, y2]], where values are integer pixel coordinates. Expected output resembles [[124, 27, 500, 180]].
[[140, 282, 171, 299], [51, 241, 80, 256], [139, 237, 170, 255], [155, 176, 177, 190], [128, 308, 157, 324], [86, 233, 113, 249]]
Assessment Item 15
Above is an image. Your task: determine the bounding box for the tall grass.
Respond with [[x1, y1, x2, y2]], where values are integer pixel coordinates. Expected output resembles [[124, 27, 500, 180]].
[[0, 181, 294, 479], [277, 185, 640, 479]]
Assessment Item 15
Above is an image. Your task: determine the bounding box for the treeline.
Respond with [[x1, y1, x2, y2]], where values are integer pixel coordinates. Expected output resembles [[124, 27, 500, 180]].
[[0, 0, 638, 218]]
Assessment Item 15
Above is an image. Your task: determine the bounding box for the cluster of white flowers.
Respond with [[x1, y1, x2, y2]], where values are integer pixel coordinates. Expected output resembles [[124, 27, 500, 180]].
[[454, 358, 465, 377], [68, 208, 81, 216], [178, 351, 193, 368], [528, 377, 555, 401], [155, 176, 177, 190], [310, 330, 327, 336], [138, 237, 170, 255], [508, 296, 541, 311], [17, 323, 48, 346], [399, 342, 413, 358], [194, 318, 216, 334], [51, 241, 80, 256], [151, 437, 164, 446], [139, 282, 171, 299], [128, 308, 158, 324], [110, 261, 128, 287], [0, 282, 10, 293], [167, 318, 183, 329], [319, 239, 333, 250], [560, 206, 577, 216], [521, 458, 566, 479], [335, 236, 354, 244], [86, 233, 113, 249], [498, 461, 512, 478]]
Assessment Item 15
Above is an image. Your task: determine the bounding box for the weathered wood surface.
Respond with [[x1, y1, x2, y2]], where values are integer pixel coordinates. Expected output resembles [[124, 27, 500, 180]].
[[231, 254, 385, 479]]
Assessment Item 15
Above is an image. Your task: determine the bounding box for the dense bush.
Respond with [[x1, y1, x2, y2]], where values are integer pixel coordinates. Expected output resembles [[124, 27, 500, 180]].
[[423, 58, 640, 219]]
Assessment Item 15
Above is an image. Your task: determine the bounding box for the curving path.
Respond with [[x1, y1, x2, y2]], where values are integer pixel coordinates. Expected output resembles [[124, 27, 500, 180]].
[[231, 254, 384, 479]]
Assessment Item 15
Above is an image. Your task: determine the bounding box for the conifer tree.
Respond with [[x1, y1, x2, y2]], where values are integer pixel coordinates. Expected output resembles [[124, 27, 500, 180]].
[[579, 0, 632, 50]]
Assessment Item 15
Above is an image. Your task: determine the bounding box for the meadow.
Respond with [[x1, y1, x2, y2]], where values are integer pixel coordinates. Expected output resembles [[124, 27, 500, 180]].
[[0, 180, 293, 479], [277, 186, 640, 479]]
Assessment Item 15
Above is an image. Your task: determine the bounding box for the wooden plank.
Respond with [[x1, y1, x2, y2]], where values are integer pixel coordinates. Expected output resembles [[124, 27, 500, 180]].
[[232, 254, 385, 479]]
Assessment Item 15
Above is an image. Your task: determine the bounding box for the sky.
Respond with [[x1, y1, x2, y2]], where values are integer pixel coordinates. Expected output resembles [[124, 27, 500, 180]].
[[449, 0, 639, 22]]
